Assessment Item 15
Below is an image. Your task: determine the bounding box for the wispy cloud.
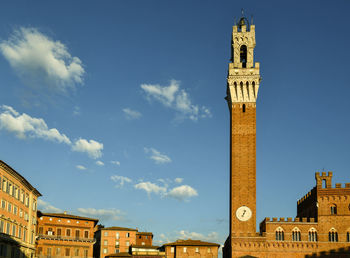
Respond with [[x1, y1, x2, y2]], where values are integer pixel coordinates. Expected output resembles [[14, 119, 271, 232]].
[[76, 165, 87, 170], [95, 160, 104, 166], [141, 79, 211, 121], [174, 178, 183, 184], [123, 108, 142, 120], [0, 105, 71, 144], [111, 160, 121, 166], [37, 199, 62, 213], [166, 185, 198, 201], [156, 230, 220, 246], [72, 138, 103, 159], [144, 147, 171, 164], [134, 181, 167, 197], [77, 208, 124, 221], [0, 105, 103, 159], [111, 175, 132, 188], [0, 27, 84, 94]]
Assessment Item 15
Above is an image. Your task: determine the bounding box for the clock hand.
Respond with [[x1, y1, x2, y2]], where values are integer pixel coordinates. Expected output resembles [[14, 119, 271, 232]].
[[242, 210, 246, 217]]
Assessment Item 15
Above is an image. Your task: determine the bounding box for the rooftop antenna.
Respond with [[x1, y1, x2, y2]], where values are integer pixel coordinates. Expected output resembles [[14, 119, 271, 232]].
[[251, 14, 254, 25]]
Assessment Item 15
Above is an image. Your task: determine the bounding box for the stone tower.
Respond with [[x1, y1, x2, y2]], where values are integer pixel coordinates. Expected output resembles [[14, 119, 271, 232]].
[[226, 15, 261, 242]]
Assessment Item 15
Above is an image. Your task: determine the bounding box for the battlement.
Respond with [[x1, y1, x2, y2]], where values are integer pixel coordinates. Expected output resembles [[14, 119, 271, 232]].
[[315, 171, 332, 188], [297, 187, 316, 205], [264, 217, 316, 223]]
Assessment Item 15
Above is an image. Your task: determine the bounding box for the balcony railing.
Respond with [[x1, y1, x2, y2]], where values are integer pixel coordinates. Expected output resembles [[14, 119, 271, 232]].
[[37, 234, 95, 243]]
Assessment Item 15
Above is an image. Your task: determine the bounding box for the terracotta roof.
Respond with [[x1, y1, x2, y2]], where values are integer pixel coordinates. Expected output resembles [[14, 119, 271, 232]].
[[137, 232, 153, 236], [102, 226, 138, 231], [105, 252, 131, 257], [38, 211, 98, 222], [0, 160, 42, 197], [163, 239, 220, 247]]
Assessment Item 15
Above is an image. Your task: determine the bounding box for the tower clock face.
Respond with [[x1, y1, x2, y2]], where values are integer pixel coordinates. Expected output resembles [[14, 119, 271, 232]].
[[236, 206, 252, 221]]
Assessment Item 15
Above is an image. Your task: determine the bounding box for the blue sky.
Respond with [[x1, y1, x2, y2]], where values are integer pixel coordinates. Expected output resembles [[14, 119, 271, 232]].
[[0, 0, 350, 249]]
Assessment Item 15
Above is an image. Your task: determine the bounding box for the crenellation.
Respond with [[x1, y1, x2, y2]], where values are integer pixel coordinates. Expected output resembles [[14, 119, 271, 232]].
[[335, 183, 341, 188]]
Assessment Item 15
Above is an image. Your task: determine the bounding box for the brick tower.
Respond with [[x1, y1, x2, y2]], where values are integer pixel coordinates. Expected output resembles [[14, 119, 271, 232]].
[[225, 15, 261, 252]]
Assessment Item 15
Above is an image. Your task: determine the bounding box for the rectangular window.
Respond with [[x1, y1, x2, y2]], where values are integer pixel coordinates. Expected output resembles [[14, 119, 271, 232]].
[[171, 247, 174, 253], [126, 241, 130, 247], [75, 249, 79, 256], [103, 248, 108, 254], [12, 225, 16, 236], [23, 229, 27, 242], [115, 249, 120, 253], [13, 205, 17, 215], [115, 241, 119, 247], [32, 201, 36, 211], [8, 181, 13, 195], [38, 247, 42, 254], [104, 240, 108, 245], [25, 194, 29, 207], [47, 247, 52, 257], [75, 230, 80, 238], [183, 247, 187, 253], [0, 220, 4, 233], [207, 248, 211, 253], [84, 230, 89, 238], [65, 248, 70, 256], [104, 231, 108, 236], [19, 209, 23, 218], [6, 222, 10, 234], [2, 178, 7, 192], [20, 190, 24, 203], [56, 248, 61, 255], [116, 232, 119, 239], [7, 202, 12, 212], [84, 249, 88, 258], [57, 228, 61, 236], [1, 199, 5, 209], [66, 229, 71, 236], [18, 227, 22, 239], [38, 227, 43, 235], [126, 232, 130, 237], [195, 247, 199, 253]]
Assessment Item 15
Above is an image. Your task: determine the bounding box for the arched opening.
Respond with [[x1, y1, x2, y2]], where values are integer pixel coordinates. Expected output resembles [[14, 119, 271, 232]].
[[330, 204, 337, 215], [240, 45, 247, 68], [329, 228, 338, 242], [308, 228, 317, 242], [292, 228, 301, 241], [322, 179, 326, 188], [275, 227, 284, 241]]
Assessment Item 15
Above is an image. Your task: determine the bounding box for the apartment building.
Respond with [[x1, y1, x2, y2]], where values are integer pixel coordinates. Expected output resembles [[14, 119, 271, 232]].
[[161, 239, 219, 258], [0, 160, 41, 258], [36, 211, 98, 257]]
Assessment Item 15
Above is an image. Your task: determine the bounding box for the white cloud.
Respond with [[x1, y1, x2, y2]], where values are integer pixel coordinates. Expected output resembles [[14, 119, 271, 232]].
[[111, 160, 121, 166], [123, 108, 142, 120], [144, 147, 171, 164], [141, 80, 211, 121], [37, 199, 62, 213], [73, 106, 81, 116], [0, 105, 71, 144], [0, 105, 104, 160], [174, 178, 183, 184], [111, 175, 132, 188], [76, 165, 87, 170], [72, 138, 103, 159], [134, 181, 167, 197], [77, 208, 124, 221], [155, 230, 220, 247], [167, 185, 198, 201], [0, 27, 84, 93], [96, 160, 104, 166]]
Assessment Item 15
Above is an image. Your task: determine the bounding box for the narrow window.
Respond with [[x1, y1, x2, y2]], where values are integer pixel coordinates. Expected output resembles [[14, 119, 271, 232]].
[[275, 227, 284, 241], [240, 45, 247, 68], [57, 228, 61, 236], [243, 104, 246, 113], [330, 204, 337, 215], [84, 230, 89, 238], [347, 232, 350, 242], [183, 247, 187, 253], [75, 230, 80, 238]]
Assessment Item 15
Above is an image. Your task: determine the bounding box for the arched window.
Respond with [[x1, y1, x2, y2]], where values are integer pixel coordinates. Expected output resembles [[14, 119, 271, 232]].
[[240, 45, 247, 68], [330, 204, 337, 215], [275, 227, 284, 241], [308, 228, 317, 242], [329, 228, 338, 242], [292, 227, 301, 241]]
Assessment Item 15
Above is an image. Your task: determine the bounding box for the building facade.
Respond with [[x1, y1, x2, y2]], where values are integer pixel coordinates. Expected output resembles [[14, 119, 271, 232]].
[[161, 239, 219, 258], [136, 232, 153, 246], [223, 16, 350, 258], [36, 211, 98, 258], [0, 160, 41, 258], [95, 227, 138, 258]]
